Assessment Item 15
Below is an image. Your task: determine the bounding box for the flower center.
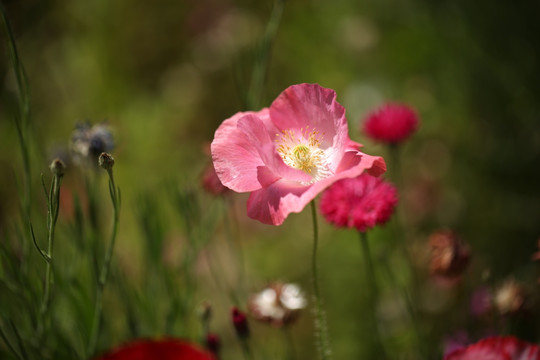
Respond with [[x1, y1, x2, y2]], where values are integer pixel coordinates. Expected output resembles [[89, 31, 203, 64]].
[[276, 127, 331, 183]]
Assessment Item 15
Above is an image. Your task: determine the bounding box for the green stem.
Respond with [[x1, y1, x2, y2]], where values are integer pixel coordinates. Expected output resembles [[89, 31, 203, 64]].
[[380, 260, 427, 359], [358, 231, 387, 359], [37, 174, 63, 341], [310, 201, 331, 360], [388, 144, 425, 357], [247, 0, 286, 109], [282, 326, 296, 360], [224, 197, 246, 300], [239, 338, 254, 360], [1, 1, 32, 274], [87, 169, 120, 357]]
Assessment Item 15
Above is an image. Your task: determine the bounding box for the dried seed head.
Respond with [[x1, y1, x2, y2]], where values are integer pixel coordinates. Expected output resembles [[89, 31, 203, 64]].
[[99, 152, 115, 170], [494, 278, 526, 315], [429, 230, 470, 281]]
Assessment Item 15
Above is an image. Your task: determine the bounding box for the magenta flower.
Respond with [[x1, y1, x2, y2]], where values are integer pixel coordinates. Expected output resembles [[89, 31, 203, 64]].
[[319, 173, 397, 232], [211, 83, 386, 225], [444, 336, 540, 360], [363, 103, 419, 144]]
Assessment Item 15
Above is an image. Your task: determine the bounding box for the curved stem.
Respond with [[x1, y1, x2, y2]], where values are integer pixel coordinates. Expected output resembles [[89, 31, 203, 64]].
[[310, 201, 331, 360], [38, 174, 63, 339], [87, 169, 120, 357]]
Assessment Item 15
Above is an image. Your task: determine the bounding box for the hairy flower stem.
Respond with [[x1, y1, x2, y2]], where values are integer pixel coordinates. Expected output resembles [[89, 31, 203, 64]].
[[38, 172, 63, 336], [359, 231, 388, 359], [310, 201, 331, 360], [87, 166, 120, 357]]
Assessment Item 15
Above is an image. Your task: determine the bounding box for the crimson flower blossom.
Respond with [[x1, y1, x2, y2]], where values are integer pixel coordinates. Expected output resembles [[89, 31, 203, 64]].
[[444, 336, 540, 360], [96, 339, 216, 360], [363, 103, 419, 144], [319, 173, 397, 232], [211, 83, 386, 225]]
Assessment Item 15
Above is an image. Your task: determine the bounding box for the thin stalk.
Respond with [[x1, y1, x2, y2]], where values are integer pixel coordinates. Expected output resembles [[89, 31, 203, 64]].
[[247, 0, 286, 109], [1, 1, 32, 273], [39, 173, 63, 330], [388, 144, 425, 355], [358, 231, 387, 359], [204, 245, 240, 306], [310, 201, 331, 360], [87, 165, 120, 357], [282, 326, 296, 360], [239, 338, 254, 360], [223, 197, 247, 299], [380, 259, 427, 359]]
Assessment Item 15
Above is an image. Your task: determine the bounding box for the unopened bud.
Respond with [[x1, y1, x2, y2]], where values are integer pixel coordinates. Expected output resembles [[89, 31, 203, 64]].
[[98, 152, 115, 170], [205, 333, 221, 355], [231, 307, 249, 338], [49, 158, 66, 177]]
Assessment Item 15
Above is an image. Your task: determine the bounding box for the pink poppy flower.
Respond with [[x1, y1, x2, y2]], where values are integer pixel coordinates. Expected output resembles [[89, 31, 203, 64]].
[[211, 83, 386, 225], [363, 103, 419, 144], [96, 338, 216, 360], [319, 173, 397, 232], [444, 336, 540, 360]]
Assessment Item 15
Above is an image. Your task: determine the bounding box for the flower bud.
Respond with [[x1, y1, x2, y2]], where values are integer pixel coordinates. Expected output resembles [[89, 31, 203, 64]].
[[49, 158, 66, 177], [201, 164, 229, 196], [231, 307, 249, 338], [99, 152, 115, 170], [205, 333, 221, 355], [198, 301, 212, 324]]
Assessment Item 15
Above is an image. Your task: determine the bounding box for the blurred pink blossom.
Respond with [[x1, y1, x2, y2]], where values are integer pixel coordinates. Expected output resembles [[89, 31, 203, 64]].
[[444, 336, 540, 360], [363, 103, 419, 144], [319, 173, 397, 232], [211, 83, 385, 225]]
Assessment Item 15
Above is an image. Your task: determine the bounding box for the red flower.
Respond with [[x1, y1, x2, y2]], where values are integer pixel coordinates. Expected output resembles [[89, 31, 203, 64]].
[[363, 103, 419, 144], [96, 339, 216, 360], [319, 173, 398, 232], [444, 336, 540, 360]]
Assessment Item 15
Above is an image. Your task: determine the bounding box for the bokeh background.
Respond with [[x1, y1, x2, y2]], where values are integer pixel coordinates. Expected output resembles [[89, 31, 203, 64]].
[[1, 0, 539, 359]]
